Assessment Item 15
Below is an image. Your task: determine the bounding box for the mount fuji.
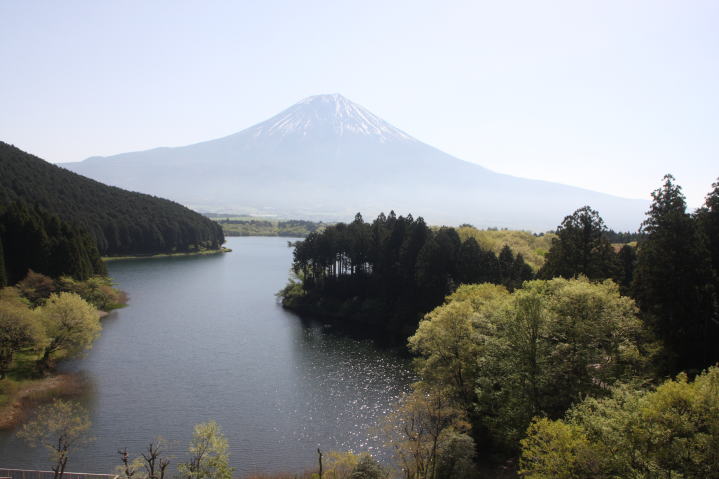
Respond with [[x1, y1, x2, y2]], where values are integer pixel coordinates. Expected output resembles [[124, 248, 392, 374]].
[[63, 94, 647, 230]]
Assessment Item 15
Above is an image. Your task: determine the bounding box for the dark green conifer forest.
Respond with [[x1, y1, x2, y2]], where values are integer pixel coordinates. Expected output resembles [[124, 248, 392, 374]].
[[0, 142, 225, 284], [0, 201, 105, 284], [281, 212, 533, 338]]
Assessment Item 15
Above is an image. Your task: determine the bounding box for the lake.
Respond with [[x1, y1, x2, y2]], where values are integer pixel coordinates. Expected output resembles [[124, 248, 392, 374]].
[[0, 237, 413, 475]]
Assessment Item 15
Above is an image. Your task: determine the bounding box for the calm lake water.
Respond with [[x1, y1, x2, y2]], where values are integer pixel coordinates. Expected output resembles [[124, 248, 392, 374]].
[[0, 237, 413, 474]]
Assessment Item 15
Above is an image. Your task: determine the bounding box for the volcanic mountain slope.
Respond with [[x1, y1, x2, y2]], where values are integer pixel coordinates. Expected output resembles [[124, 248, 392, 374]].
[[63, 94, 647, 231]]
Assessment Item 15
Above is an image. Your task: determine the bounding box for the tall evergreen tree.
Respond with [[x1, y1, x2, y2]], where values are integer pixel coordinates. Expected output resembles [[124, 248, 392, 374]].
[[538, 206, 620, 280], [632, 175, 717, 372], [617, 244, 637, 294], [498, 245, 515, 285], [696, 178, 719, 295], [0, 236, 6, 287]]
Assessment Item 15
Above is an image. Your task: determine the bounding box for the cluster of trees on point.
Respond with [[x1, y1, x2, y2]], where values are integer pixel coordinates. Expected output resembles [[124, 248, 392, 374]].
[[0, 142, 225, 258], [281, 212, 533, 338], [0, 271, 124, 380]]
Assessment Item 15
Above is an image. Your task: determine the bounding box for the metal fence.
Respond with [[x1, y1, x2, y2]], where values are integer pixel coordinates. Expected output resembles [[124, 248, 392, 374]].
[[0, 469, 117, 479]]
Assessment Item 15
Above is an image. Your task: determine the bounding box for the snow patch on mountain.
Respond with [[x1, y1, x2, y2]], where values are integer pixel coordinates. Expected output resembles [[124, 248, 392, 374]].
[[247, 93, 417, 143]]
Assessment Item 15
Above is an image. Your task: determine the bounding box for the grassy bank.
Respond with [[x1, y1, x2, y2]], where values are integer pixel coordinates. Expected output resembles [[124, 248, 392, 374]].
[[102, 246, 232, 262], [0, 350, 85, 429]]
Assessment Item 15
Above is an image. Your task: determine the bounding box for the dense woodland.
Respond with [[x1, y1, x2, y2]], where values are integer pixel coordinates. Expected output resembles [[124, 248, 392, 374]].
[[281, 212, 535, 338], [0, 202, 106, 285], [0, 142, 225, 263]]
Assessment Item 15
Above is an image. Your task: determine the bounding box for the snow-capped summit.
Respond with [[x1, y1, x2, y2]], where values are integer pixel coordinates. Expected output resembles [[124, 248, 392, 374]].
[[246, 94, 416, 143]]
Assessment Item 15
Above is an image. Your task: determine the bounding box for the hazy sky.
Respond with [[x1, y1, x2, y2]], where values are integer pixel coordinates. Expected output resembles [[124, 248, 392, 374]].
[[1, 0, 717, 207]]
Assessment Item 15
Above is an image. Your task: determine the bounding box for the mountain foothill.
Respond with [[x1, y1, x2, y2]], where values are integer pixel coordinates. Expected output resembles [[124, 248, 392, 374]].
[[0, 141, 225, 285]]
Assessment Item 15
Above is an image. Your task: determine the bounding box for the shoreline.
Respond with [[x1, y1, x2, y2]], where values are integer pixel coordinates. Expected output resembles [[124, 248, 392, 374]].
[[0, 373, 85, 430], [102, 246, 232, 262], [0, 308, 116, 430]]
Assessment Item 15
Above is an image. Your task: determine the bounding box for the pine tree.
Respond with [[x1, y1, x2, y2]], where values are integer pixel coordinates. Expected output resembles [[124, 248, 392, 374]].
[[696, 178, 719, 295], [632, 175, 717, 372], [539, 206, 620, 280], [0, 236, 6, 287], [617, 244, 637, 294]]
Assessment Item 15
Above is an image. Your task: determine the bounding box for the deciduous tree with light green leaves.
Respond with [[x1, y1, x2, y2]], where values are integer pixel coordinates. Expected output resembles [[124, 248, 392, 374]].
[[383, 386, 471, 479], [0, 287, 44, 379], [17, 399, 93, 479], [520, 366, 719, 479], [178, 421, 233, 479], [37, 292, 101, 368], [409, 278, 652, 452], [474, 278, 650, 449], [409, 283, 509, 410]]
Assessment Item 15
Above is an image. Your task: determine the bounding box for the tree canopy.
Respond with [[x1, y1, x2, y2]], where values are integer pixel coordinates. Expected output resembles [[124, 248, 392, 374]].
[[538, 206, 620, 281], [38, 292, 102, 367], [281, 212, 533, 339], [520, 366, 719, 479], [409, 278, 651, 451], [632, 174, 717, 372]]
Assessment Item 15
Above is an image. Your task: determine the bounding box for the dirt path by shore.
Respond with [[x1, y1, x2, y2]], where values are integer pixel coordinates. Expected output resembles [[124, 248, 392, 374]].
[[0, 374, 83, 430]]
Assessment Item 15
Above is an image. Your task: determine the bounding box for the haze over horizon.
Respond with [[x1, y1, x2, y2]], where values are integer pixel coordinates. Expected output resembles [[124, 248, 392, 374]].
[[1, 1, 717, 207]]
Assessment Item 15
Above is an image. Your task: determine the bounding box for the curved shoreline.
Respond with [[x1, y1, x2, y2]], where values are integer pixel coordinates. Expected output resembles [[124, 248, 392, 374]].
[[102, 246, 231, 262], [0, 373, 85, 430]]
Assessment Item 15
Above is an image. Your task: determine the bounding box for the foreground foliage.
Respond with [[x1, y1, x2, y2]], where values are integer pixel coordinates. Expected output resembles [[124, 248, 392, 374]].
[[17, 399, 93, 479], [409, 278, 652, 452], [520, 366, 719, 479], [178, 421, 233, 479]]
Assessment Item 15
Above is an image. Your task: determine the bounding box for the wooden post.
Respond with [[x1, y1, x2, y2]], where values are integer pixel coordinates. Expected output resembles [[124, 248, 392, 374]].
[[317, 448, 323, 478]]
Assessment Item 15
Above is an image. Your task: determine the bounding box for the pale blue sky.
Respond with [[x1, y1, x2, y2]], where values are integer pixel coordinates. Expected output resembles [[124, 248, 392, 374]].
[[1, 0, 717, 207]]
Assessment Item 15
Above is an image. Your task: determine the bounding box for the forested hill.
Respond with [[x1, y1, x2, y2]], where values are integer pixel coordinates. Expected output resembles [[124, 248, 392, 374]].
[[0, 142, 225, 256]]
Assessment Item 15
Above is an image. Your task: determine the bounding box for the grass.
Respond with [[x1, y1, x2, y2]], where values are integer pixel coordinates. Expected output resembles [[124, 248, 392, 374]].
[[0, 350, 44, 407], [456, 226, 556, 271], [102, 247, 232, 262]]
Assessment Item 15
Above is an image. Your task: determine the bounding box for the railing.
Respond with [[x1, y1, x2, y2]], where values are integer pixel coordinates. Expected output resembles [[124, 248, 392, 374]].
[[0, 469, 117, 479]]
